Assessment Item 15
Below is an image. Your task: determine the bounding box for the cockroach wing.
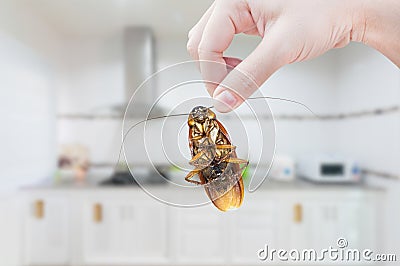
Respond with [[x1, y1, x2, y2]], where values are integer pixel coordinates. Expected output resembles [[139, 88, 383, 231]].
[[214, 119, 232, 142], [203, 162, 245, 211], [206, 120, 245, 211]]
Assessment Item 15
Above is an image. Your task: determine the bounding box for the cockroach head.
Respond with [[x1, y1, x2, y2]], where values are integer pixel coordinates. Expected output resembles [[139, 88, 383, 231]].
[[189, 106, 216, 123], [190, 106, 208, 121]]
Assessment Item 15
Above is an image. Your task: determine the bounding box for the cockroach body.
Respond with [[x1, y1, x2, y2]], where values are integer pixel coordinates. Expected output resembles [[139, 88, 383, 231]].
[[186, 106, 248, 211]]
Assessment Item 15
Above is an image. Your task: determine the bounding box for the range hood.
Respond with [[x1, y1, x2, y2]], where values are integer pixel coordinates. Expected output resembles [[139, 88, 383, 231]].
[[114, 27, 163, 118]]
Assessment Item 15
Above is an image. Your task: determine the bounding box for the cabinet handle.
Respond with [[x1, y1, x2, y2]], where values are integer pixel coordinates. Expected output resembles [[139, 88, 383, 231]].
[[93, 203, 102, 223], [34, 200, 44, 219], [293, 203, 302, 223]]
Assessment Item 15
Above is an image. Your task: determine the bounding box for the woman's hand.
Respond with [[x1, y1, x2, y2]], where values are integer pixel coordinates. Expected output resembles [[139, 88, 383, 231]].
[[187, 0, 400, 112]]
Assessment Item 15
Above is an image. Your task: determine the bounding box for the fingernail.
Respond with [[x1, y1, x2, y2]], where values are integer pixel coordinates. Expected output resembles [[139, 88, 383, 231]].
[[213, 90, 237, 113]]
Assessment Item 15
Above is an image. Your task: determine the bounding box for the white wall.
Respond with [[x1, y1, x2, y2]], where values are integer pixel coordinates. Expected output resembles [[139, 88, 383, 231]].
[[0, 1, 62, 65], [335, 43, 400, 174], [55, 34, 125, 114], [0, 2, 61, 265], [0, 0, 61, 191], [0, 34, 56, 190]]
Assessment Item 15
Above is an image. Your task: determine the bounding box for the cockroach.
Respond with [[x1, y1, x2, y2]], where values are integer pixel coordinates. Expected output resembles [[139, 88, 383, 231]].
[[185, 106, 247, 211], [116, 96, 317, 211]]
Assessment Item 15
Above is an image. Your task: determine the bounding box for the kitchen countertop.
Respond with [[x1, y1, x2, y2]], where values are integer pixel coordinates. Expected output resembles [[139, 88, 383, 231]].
[[20, 177, 385, 192]]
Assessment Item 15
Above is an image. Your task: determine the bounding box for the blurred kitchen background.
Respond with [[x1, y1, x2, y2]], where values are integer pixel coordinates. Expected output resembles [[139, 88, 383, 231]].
[[0, 0, 399, 266]]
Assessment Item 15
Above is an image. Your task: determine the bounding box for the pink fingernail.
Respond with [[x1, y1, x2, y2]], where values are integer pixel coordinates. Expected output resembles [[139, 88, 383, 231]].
[[213, 90, 237, 113]]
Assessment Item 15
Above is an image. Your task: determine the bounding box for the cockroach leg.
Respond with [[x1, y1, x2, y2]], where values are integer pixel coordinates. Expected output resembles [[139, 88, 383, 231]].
[[191, 135, 203, 141], [215, 144, 237, 162], [215, 144, 236, 150], [225, 157, 249, 166], [189, 150, 205, 164], [184, 169, 202, 185], [189, 150, 214, 168]]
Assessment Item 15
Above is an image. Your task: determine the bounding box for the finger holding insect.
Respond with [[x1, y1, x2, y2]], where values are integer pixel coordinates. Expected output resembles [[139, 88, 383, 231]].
[[187, 1, 216, 62], [212, 26, 288, 113], [197, 0, 257, 96]]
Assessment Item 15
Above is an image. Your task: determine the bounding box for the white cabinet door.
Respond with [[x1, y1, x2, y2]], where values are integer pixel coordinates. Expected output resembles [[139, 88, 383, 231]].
[[278, 197, 314, 251], [336, 196, 379, 252], [172, 206, 226, 264], [309, 196, 377, 251], [352, 195, 379, 252], [81, 196, 168, 265], [309, 200, 345, 249], [23, 194, 70, 266], [282, 192, 380, 265], [305, 198, 368, 265], [0, 194, 21, 266], [230, 200, 279, 265]]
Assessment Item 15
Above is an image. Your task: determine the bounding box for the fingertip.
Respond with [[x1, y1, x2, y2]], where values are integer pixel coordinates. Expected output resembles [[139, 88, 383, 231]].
[[213, 89, 240, 113], [199, 59, 228, 97]]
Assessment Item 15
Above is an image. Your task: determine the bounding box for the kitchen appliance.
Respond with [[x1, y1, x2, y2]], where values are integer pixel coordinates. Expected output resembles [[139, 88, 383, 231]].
[[100, 166, 168, 186], [111, 26, 163, 118], [297, 154, 361, 183], [269, 155, 295, 182], [100, 171, 139, 186]]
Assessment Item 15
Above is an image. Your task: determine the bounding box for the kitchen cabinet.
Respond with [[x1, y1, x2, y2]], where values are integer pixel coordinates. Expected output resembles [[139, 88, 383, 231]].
[[172, 206, 226, 264], [309, 199, 362, 250], [20, 184, 383, 266], [22, 192, 70, 266], [279, 197, 313, 251], [81, 193, 168, 265], [0, 194, 21, 266], [229, 198, 279, 265], [279, 192, 381, 265]]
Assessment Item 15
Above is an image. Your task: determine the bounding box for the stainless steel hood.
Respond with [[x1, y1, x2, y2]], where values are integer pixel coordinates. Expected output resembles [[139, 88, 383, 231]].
[[114, 26, 163, 118]]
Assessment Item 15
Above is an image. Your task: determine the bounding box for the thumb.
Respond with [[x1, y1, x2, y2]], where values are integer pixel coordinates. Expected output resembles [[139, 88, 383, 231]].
[[212, 27, 288, 113]]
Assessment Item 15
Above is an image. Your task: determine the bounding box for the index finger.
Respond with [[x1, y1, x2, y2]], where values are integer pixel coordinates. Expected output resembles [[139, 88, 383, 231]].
[[198, 7, 236, 95]]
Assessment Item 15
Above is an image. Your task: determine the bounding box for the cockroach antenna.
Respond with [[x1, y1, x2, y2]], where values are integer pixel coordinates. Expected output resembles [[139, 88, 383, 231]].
[[113, 112, 191, 171], [247, 96, 319, 118], [208, 96, 318, 118]]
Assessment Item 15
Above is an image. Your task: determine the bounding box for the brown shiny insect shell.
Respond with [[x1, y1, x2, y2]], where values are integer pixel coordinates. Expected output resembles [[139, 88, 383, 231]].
[[185, 106, 248, 211]]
